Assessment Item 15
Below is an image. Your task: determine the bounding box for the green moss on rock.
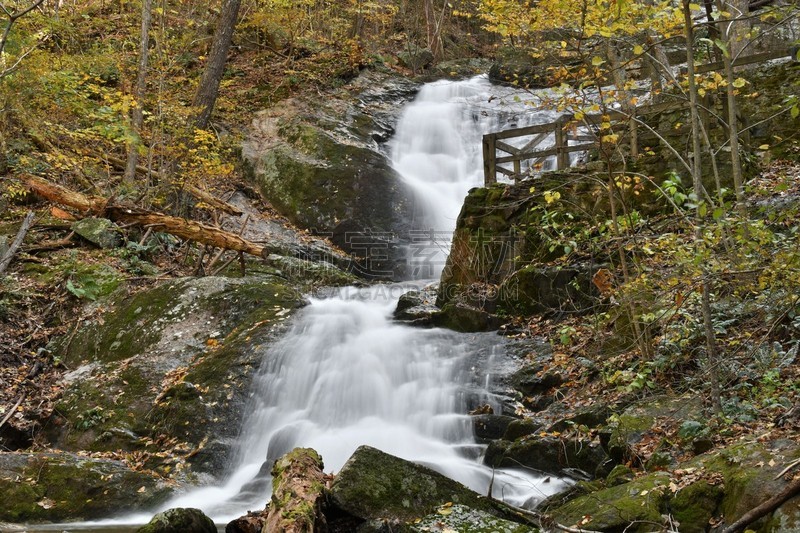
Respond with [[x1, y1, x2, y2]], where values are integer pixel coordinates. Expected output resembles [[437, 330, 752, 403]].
[[0, 451, 173, 522], [549, 472, 671, 532], [330, 445, 519, 523]]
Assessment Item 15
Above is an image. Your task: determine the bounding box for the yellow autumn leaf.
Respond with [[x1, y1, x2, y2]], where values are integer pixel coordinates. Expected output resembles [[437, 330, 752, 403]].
[[591, 56, 605, 66], [633, 44, 644, 55], [732, 77, 747, 88]]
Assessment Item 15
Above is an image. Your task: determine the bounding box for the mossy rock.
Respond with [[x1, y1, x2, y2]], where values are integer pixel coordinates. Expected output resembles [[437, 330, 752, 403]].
[[137, 507, 216, 533], [548, 472, 671, 532], [0, 451, 173, 522], [498, 264, 599, 317], [329, 445, 520, 523], [690, 440, 800, 532], [607, 394, 703, 463], [71, 217, 123, 249], [46, 275, 305, 475], [242, 98, 413, 278], [409, 504, 537, 533], [484, 435, 611, 480], [670, 478, 724, 533]]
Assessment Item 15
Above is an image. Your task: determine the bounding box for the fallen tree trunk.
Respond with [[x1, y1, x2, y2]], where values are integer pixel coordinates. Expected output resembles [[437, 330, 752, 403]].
[[0, 211, 36, 275], [19, 174, 270, 259], [106, 205, 266, 257], [264, 448, 328, 533]]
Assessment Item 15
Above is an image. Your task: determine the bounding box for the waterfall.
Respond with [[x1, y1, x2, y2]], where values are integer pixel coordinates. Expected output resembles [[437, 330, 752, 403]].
[[390, 75, 565, 277], [54, 77, 572, 530]]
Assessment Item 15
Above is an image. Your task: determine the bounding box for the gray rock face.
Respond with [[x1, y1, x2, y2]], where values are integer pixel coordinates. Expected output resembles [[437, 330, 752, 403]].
[[137, 507, 216, 533], [44, 275, 306, 477], [71, 217, 123, 248], [241, 70, 419, 279]]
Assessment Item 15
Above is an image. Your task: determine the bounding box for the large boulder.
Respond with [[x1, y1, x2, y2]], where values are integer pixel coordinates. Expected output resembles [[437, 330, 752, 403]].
[[137, 507, 216, 533], [328, 445, 523, 524], [242, 70, 419, 279], [44, 275, 307, 477], [544, 440, 800, 532], [0, 451, 173, 522], [547, 472, 672, 532]]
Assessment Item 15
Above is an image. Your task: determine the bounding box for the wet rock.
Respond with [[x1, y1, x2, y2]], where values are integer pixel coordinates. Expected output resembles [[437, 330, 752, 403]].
[[434, 301, 502, 332], [137, 507, 216, 533], [71, 217, 123, 248], [329, 445, 515, 523], [426, 58, 493, 80], [472, 414, 517, 441], [393, 287, 441, 325], [226, 511, 267, 533], [484, 435, 611, 480], [510, 368, 564, 397], [547, 405, 612, 433], [0, 451, 173, 522], [503, 418, 545, 440], [242, 71, 418, 279]]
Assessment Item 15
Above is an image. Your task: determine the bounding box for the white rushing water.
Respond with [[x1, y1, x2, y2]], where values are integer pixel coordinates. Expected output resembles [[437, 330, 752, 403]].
[[19, 77, 573, 531], [390, 75, 566, 277]]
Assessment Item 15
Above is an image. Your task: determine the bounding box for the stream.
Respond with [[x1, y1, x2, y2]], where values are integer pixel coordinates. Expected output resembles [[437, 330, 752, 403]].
[[12, 76, 572, 532]]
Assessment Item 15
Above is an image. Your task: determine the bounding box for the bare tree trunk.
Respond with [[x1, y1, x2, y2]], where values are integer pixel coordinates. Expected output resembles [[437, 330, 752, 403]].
[[123, 0, 153, 185], [715, 0, 747, 216], [193, 0, 242, 129], [684, 0, 723, 414]]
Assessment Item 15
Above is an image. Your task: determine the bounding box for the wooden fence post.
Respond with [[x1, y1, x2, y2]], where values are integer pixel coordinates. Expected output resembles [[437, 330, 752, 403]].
[[555, 116, 569, 170], [483, 134, 496, 186]]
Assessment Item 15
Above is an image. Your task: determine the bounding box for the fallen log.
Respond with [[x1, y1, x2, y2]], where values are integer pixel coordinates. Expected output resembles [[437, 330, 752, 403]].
[[0, 211, 36, 275], [265, 448, 328, 533], [106, 205, 267, 257], [19, 174, 271, 259]]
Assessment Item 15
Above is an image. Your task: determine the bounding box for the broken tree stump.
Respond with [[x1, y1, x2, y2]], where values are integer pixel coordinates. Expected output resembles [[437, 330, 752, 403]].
[[265, 448, 328, 533]]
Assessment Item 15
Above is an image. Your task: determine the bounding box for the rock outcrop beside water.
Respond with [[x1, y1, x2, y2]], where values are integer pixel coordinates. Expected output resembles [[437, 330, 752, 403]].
[[42, 275, 307, 479], [242, 69, 419, 279], [0, 451, 173, 522]]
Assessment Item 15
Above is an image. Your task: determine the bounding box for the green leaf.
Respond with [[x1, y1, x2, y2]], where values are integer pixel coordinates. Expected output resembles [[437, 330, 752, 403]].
[[792, 105, 799, 119], [712, 207, 725, 220], [713, 38, 730, 57]]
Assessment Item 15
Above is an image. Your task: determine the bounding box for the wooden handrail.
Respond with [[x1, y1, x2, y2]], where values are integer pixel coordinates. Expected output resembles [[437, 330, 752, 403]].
[[481, 49, 797, 185]]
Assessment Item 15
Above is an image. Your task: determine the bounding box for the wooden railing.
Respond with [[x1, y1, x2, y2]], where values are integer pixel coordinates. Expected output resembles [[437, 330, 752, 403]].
[[482, 48, 796, 186], [482, 100, 700, 185]]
